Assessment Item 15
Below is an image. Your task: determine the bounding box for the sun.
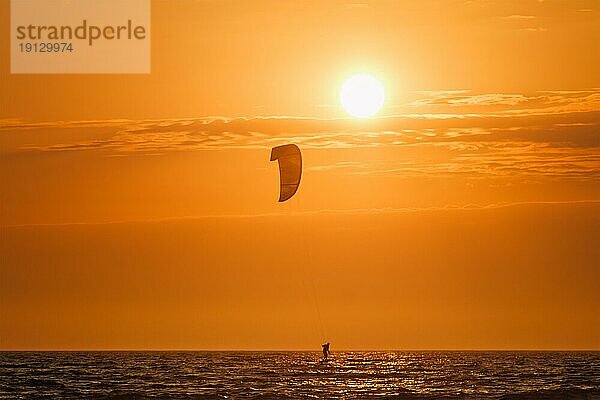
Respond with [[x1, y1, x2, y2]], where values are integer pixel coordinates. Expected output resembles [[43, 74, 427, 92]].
[[340, 73, 385, 118]]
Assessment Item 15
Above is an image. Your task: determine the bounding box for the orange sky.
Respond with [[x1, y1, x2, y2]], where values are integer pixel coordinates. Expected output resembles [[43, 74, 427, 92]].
[[1, 0, 599, 350]]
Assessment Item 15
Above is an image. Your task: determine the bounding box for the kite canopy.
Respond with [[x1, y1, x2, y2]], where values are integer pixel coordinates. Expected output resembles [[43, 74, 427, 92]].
[[270, 144, 302, 202]]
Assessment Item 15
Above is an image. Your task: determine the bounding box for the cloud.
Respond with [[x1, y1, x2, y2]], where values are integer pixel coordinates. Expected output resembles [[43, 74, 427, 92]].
[[345, 2, 369, 8], [306, 161, 366, 172], [497, 14, 546, 33], [4, 199, 599, 229], [501, 15, 536, 20], [0, 118, 134, 130], [12, 110, 599, 153], [342, 141, 600, 181], [516, 27, 547, 32], [410, 93, 529, 107], [3, 90, 599, 183], [407, 90, 600, 112]]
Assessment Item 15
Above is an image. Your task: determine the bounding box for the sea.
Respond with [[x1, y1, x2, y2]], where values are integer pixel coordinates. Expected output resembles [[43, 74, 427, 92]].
[[1, 351, 599, 399]]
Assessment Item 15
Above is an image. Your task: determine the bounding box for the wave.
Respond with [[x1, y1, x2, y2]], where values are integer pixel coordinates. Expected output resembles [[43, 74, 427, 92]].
[[96, 389, 600, 400], [498, 388, 600, 400], [99, 394, 229, 400], [3, 352, 600, 400]]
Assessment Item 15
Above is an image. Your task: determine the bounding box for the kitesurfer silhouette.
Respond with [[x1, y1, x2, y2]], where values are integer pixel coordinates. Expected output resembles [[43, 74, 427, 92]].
[[322, 342, 331, 360]]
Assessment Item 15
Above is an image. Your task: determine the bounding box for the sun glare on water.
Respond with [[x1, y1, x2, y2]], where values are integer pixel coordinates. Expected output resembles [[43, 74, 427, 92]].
[[340, 73, 385, 118]]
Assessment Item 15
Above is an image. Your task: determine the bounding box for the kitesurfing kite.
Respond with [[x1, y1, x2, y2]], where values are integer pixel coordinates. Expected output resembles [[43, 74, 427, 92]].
[[270, 144, 302, 202]]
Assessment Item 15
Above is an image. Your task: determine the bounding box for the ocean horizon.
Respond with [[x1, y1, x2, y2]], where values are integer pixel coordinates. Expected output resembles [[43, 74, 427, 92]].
[[2, 350, 599, 399]]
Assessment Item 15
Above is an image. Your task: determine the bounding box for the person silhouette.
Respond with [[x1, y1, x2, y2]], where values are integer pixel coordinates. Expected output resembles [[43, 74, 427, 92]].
[[322, 342, 331, 360]]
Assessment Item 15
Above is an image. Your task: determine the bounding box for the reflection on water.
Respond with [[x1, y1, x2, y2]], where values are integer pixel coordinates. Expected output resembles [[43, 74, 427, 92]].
[[1, 351, 599, 399]]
